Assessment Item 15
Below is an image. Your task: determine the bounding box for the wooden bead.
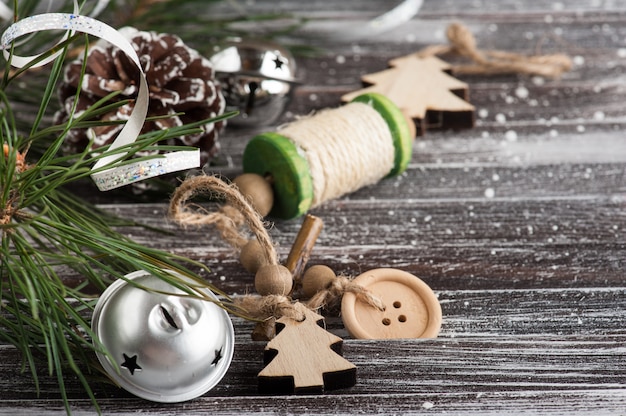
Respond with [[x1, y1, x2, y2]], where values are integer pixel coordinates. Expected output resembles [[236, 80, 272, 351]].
[[255, 264, 293, 296], [301, 265, 336, 298], [233, 173, 274, 217], [239, 239, 268, 274]]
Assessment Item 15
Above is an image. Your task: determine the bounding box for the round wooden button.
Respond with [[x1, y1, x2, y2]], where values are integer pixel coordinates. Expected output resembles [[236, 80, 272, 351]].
[[341, 268, 441, 339]]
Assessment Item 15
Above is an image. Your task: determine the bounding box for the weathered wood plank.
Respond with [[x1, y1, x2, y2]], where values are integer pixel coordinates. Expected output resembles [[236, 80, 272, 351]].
[[3, 390, 626, 416], [4, 0, 626, 414], [79, 195, 623, 292], [2, 288, 625, 405], [3, 332, 626, 396], [1, 333, 625, 414]]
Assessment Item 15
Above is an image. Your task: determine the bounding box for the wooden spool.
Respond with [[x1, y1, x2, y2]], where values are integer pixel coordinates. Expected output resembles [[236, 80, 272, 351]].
[[242, 92, 413, 219]]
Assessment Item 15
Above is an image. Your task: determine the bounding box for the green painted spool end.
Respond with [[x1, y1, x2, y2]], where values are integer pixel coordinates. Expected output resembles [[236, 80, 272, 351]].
[[350, 92, 413, 177], [242, 132, 313, 219]]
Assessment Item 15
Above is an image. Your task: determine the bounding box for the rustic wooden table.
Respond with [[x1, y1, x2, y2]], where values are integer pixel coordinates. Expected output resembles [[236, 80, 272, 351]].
[[1, 0, 625, 414]]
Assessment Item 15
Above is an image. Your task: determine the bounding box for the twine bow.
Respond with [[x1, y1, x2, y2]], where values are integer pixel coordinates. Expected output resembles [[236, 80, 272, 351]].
[[169, 174, 385, 326], [170, 175, 302, 323], [418, 22, 572, 78], [306, 275, 386, 312]]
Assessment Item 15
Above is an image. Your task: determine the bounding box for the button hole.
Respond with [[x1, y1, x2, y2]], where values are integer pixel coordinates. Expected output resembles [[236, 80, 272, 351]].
[[382, 318, 391, 326], [393, 301, 402, 309], [398, 315, 407, 323]]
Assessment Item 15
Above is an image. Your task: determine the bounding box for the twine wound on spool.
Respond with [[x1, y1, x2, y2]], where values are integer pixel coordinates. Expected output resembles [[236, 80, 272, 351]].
[[279, 102, 396, 209], [417, 22, 572, 78]]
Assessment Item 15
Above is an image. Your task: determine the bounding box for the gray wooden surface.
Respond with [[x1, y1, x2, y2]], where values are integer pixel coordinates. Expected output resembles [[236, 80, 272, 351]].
[[2, 0, 626, 414]]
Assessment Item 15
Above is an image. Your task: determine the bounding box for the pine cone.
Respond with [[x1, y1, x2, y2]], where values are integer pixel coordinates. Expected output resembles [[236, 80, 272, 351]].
[[55, 27, 226, 166]]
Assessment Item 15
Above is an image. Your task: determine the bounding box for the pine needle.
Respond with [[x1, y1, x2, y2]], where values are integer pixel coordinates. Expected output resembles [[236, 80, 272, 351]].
[[0, 2, 246, 413]]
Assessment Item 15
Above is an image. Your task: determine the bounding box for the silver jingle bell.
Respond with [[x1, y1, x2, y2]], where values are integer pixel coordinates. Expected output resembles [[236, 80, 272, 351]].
[[210, 38, 298, 126], [91, 270, 235, 403]]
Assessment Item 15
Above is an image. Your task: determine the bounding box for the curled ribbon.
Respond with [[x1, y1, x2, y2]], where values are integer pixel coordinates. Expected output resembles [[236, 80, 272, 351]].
[[290, 0, 423, 42], [0, 0, 110, 51], [0, 9, 200, 190], [334, 0, 423, 41]]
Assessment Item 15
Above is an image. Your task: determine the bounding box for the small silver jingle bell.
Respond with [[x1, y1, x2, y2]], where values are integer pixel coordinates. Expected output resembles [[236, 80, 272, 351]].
[[210, 38, 298, 126], [91, 270, 235, 403]]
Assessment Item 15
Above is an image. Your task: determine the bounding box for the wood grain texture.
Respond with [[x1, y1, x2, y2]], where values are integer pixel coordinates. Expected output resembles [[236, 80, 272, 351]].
[[2, 0, 626, 414]]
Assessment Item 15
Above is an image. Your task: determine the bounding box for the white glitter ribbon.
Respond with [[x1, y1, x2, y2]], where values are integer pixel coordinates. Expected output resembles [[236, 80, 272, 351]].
[[1, 11, 200, 190]]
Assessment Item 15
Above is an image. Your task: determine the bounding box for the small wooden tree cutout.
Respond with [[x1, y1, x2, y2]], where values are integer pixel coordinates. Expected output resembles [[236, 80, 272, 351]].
[[258, 302, 357, 394], [342, 55, 475, 136]]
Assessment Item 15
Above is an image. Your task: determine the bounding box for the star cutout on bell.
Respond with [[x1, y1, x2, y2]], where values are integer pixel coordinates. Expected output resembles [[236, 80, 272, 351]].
[[273, 55, 285, 70], [212, 347, 223, 366], [121, 353, 142, 375]]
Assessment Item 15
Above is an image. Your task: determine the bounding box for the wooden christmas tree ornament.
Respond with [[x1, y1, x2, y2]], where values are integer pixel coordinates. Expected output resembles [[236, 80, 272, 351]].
[[341, 55, 475, 136], [242, 92, 412, 219], [258, 302, 356, 394], [249, 214, 357, 393]]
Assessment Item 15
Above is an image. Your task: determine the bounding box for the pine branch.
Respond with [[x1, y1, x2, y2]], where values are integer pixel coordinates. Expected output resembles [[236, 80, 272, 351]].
[[0, 2, 247, 413]]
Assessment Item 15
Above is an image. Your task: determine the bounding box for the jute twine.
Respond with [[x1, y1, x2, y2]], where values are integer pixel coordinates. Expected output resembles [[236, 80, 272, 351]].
[[236, 294, 303, 322], [418, 22, 572, 78], [169, 174, 385, 324], [169, 175, 278, 266], [305, 274, 385, 312], [169, 175, 305, 322]]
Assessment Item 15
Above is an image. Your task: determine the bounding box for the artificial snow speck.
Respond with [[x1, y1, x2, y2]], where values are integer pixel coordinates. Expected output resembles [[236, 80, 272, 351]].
[[504, 130, 518, 141], [55, 27, 226, 166], [422, 401, 435, 409], [515, 86, 529, 99]]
